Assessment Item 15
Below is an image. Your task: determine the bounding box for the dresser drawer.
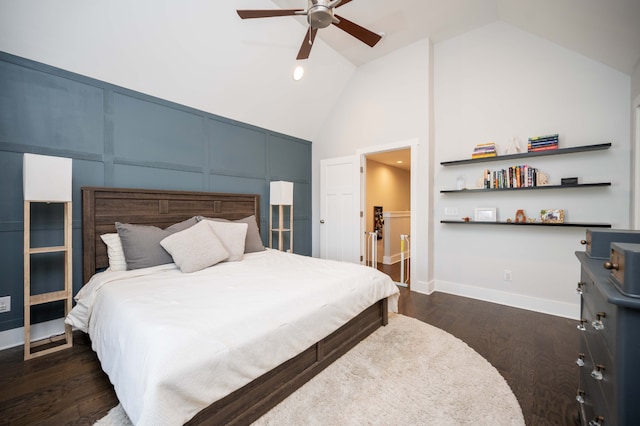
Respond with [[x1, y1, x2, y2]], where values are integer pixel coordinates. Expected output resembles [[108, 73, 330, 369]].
[[581, 283, 617, 354], [583, 322, 616, 421], [608, 242, 640, 297], [579, 334, 611, 425], [582, 228, 640, 259]]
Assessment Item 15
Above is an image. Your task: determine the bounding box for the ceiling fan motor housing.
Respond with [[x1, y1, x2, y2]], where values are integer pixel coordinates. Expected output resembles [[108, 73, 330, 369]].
[[308, 0, 335, 29]]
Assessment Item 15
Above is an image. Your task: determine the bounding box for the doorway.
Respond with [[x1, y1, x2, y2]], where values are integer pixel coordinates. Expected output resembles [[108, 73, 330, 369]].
[[361, 146, 413, 287]]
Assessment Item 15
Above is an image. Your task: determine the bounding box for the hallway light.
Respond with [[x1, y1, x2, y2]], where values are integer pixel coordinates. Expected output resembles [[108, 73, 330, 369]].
[[293, 65, 304, 81]]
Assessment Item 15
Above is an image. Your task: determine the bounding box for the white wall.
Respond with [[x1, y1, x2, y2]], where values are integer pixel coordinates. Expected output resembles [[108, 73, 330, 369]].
[[313, 38, 431, 292], [434, 22, 631, 318], [0, 0, 354, 142]]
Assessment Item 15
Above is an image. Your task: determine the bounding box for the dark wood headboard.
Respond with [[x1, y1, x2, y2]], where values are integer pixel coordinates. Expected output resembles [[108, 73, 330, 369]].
[[81, 186, 260, 284]]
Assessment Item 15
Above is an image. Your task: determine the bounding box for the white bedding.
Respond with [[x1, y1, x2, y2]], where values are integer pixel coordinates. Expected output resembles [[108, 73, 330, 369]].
[[66, 249, 399, 426]]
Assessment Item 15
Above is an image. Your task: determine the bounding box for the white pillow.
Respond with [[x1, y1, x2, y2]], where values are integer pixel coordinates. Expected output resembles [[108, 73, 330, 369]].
[[206, 220, 248, 262], [160, 221, 229, 273], [100, 233, 127, 271]]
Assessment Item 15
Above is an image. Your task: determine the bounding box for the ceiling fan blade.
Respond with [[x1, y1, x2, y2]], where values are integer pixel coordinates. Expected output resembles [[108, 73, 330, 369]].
[[296, 27, 318, 60], [333, 14, 382, 47], [237, 9, 304, 19]]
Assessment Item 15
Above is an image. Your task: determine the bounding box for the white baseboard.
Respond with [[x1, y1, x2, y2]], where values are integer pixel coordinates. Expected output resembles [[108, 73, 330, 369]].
[[382, 253, 410, 265], [411, 280, 435, 295], [434, 280, 580, 319], [0, 318, 66, 351]]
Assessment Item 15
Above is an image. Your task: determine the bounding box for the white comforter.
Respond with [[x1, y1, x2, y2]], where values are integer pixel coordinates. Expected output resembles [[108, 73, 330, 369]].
[[66, 249, 399, 426]]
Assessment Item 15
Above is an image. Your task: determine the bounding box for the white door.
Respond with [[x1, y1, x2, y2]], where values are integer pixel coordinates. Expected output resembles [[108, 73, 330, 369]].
[[320, 156, 360, 263]]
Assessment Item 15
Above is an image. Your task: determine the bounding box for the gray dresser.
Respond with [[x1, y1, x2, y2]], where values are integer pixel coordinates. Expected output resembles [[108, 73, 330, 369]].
[[576, 229, 640, 426]]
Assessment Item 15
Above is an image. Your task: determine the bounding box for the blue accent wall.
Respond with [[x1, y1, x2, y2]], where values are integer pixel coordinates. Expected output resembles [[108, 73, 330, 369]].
[[0, 52, 312, 333]]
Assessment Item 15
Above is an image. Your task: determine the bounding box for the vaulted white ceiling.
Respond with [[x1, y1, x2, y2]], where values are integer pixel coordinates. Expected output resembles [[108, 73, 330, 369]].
[[268, 0, 640, 74], [1, 0, 638, 143]]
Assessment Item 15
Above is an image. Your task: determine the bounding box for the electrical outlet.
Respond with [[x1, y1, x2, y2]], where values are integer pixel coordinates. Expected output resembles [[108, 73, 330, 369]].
[[0, 296, 10, 313], [444, 207, 458, 216], [503, 270, 513, 282]]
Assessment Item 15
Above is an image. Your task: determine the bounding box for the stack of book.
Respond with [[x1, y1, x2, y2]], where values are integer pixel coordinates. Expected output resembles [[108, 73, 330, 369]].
[[472, 142, 497, 159], [528, 134, 558, 152], [483, 165, 539, 189]]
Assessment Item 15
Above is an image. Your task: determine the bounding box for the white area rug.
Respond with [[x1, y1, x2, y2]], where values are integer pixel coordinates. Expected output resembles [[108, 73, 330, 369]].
[[95, 314, 524, 426]]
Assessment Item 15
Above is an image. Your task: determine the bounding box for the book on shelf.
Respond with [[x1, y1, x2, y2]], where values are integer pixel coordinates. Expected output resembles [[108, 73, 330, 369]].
[[482, 165, 539, 189], [527, 133, 558, 152], [528, 144, 559, 152], [472, 152, 497, 159], [472, 142, 497, 159], [528, 134, 559, 142], [528, 139, 558, 147]]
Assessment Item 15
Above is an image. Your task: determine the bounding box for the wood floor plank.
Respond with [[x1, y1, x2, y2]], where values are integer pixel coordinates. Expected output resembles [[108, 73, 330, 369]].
[[0, 289, 578, 425]]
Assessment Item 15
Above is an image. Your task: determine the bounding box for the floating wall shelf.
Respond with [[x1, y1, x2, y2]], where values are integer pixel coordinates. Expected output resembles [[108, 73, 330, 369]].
[[440, 182, 611, 193], [440, 143, 611, 167], [440, 220, 611, 228]]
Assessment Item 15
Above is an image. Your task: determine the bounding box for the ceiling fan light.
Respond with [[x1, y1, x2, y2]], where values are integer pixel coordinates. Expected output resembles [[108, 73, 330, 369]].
[[293, 65, 305, 81]]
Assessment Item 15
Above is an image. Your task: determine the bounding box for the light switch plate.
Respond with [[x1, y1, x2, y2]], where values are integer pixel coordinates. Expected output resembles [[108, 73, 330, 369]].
[[0, 296, 10, 313]]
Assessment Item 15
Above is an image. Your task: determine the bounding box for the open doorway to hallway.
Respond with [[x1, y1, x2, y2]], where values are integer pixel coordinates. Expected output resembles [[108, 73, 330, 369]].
[[364, 148, 411, 286]]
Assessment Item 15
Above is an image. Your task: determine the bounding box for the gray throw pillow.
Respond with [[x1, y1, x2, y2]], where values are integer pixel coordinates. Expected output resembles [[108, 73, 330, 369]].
[[115, 222, 173, 270], [114, 217, 198, 270], [165, 216, 198, 233]]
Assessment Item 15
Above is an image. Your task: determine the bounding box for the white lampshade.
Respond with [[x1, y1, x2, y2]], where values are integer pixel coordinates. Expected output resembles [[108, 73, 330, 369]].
[[23, 153, 72, 202], [270, 181, 293, 205]]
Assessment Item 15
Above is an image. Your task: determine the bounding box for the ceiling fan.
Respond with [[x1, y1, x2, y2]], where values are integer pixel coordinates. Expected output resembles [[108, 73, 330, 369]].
[[237, 0, 382, 60]]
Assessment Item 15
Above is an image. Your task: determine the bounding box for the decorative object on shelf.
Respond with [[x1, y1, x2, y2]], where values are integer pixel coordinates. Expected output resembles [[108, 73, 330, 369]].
[[536, 171, 549, 186], [456, 175, 466, 190], [506, 218, 512, 223], [462, 217, 471, 222], [23, 153, 74, 360], [527, 134, 558, 152], [527, 218, 536, 223], [561, 177, 578, 186], [540, 209, 564, 223], [515, 209, 526, 223], [471, 142, 497, 159], [269, 181, 294, 252], [504, 137, 522, 155], [474, 207, 497, 222]]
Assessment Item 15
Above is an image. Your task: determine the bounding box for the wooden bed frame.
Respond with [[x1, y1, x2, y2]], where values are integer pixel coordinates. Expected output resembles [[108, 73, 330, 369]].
[[81, 186, 389, 425]]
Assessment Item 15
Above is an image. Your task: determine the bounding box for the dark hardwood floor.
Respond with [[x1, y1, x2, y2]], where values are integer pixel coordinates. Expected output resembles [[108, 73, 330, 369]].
[[0, 289, 578, 425]]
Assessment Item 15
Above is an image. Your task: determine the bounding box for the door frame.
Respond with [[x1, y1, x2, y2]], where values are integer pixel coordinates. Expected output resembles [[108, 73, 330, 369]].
[[634, 96, 640, 229], [357, 138, 419, 285]]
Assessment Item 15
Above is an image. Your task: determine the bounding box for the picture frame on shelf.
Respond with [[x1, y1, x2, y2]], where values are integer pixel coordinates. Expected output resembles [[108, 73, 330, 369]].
[[541, 209, 564, 223], [474, 207, 497, 222]]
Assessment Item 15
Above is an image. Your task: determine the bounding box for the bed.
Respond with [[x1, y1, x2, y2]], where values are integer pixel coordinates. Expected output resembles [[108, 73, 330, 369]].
[[71, 186, 399, 425]]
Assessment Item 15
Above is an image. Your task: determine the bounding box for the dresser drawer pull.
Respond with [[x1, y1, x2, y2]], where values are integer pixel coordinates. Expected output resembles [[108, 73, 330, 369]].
[[588, 416, 604, 426], [603, 261, 619, 271], [576, 282, 585, 295], [591, 364, 605, 380], [576, 390, 585, 404], [591, 312, 606, 331], [576, 353, 585, 367], [577, 319, 587, 331]]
